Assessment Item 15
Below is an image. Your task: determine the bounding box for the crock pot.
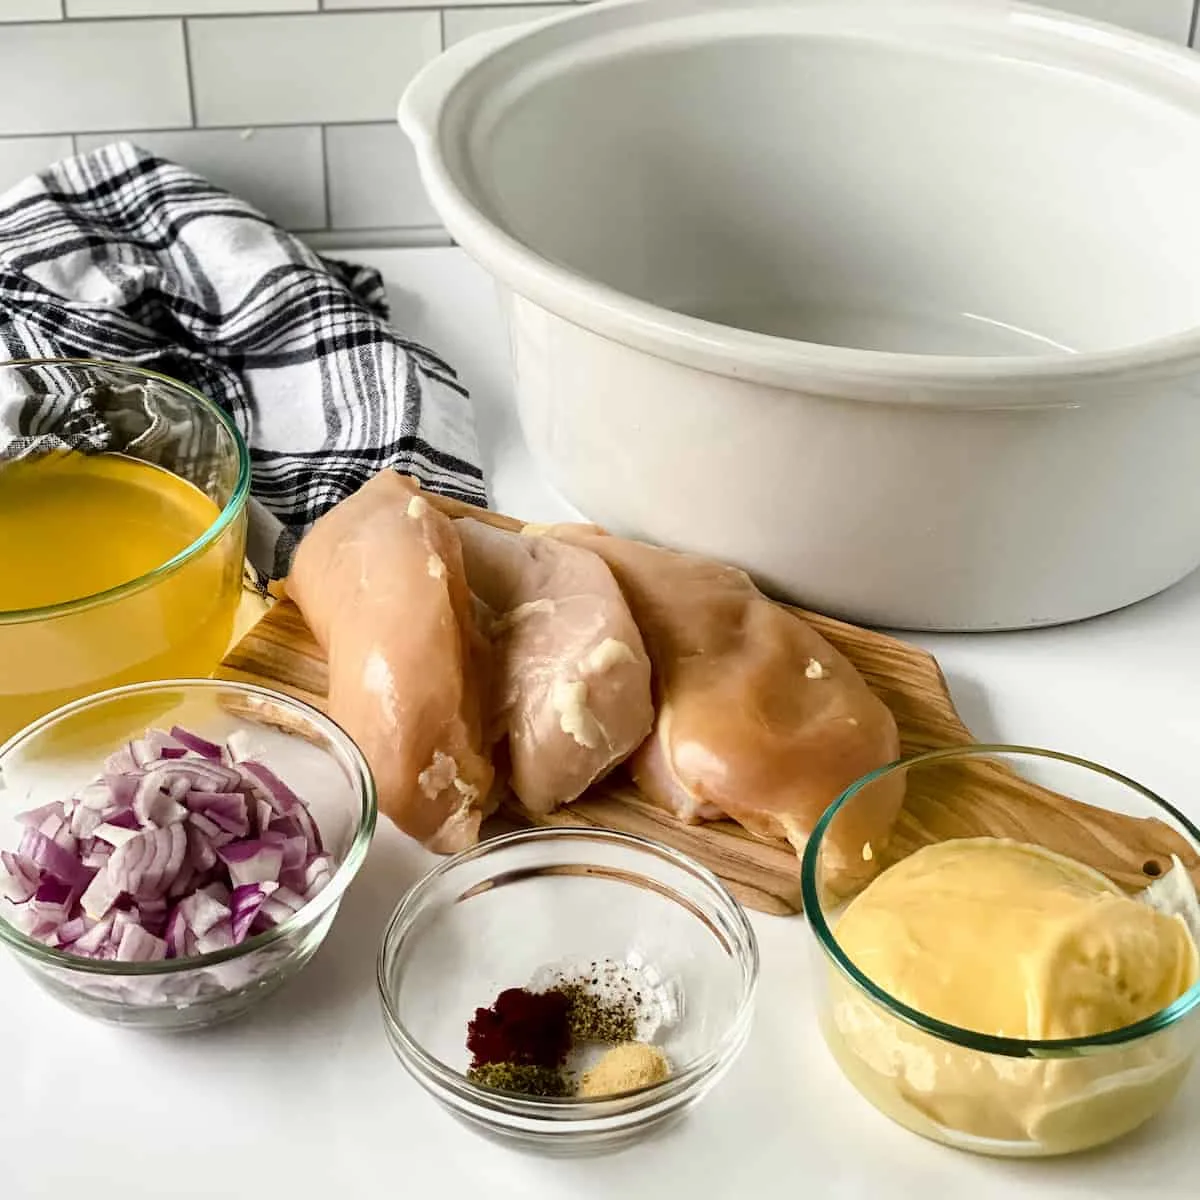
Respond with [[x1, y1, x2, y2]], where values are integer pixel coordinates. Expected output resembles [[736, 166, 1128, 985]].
[[401, 0, 1200, 630]]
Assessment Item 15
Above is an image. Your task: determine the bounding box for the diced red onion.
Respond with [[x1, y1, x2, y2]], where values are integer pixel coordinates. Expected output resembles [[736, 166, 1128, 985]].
[[132, 730, 188, 767], [218, 839, 284, 887], [37, 811, 77, 853], [254, 798, 272, 838], [73, 912, 116, 956], [258, 886, 306, 928], [224, 729, 258, 763], [137, 898, 169, 937], [18, 828, 92, 887], [54, 917, 88, 946], [199, 881, 231, 906], [27, 914, 66, 941], [230, 882, 277, 943], [273, 806, 323, 855], [103, 743, 138, 775], [17, 801, 66, 830], [133, 771, 189, 828], [1, 851, 39, 903], [171, 890, 231, 938], [167, 857, 197, 899], [185, 823, 219, 874], [102, 775, 139, 811], [266, 832, 308, 870], [80, 867, 124, 921], [116, 923, 167, 962], [195, 919, 235, 955], [4, 725, 333, 962], [69, 804, 105, 839], [185, 791, 249, 837], [34, 877, 75, 906], [79, 839, 113, 870], [107, 824, 187, 902], [164, 905, 189, 958], [237, 760, 301, 814], [93, 821, 141, 848], [112, 907, 139, 932], [186, 811, 221, 841], [158, 759, 243, 793], [301, 854, 335, 901], [169, 726, 223, 760]]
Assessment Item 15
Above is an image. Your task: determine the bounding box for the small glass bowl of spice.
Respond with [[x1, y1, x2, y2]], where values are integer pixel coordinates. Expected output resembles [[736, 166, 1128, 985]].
[[377, 827, 758, 1154]]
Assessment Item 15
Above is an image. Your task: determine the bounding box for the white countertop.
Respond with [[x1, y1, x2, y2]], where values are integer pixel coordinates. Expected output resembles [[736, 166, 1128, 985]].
[[4, 246, 1197, 1200]]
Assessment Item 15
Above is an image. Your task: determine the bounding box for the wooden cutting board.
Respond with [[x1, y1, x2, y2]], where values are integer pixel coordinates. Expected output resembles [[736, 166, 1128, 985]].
[[218, 502, 1200, 916]]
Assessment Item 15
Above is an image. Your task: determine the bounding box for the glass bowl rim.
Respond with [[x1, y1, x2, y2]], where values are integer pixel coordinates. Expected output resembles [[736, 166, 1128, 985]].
[[0, 358, 251, 626], [0, 677, 378, 975], [376, 824, 760, 1113], [800, 742, 1200, 1059]]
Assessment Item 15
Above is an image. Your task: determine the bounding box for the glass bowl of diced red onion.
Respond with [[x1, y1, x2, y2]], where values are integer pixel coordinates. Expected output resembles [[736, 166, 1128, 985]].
[[0, 678, 376, 1030]]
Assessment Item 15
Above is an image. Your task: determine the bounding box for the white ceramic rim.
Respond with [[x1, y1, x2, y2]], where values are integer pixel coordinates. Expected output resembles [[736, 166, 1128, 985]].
[[401, 0, 1200, 400]]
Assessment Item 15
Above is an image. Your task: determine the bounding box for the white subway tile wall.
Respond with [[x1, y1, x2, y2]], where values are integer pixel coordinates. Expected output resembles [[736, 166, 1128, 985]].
[[189, 12, 441, 125], [66, 1, 315, 16], [0, 20, 190, 136], [326, 123, 439, 231], [75, 126, 327, 228], [0, 1, 62, 22], [443, 4, 573, 45], [0, 135, 74, 193], [1043, 0, 1194, 41], [0, 0, 1193, 245]]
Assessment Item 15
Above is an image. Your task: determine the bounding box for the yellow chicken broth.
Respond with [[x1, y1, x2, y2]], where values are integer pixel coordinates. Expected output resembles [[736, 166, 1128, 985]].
[[0, 452, 245, 739]]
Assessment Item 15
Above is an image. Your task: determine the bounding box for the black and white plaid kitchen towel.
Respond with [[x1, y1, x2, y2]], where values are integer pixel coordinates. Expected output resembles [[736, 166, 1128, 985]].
[[0, 141, 485, 581]]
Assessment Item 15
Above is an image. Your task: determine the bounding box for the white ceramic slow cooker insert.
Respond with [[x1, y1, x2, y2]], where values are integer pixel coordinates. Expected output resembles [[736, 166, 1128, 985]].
[[401, 0, 1200, 630]]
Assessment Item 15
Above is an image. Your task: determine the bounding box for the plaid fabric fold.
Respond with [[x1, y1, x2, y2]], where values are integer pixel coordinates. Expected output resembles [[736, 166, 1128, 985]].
[[0, 141, 485, 580]]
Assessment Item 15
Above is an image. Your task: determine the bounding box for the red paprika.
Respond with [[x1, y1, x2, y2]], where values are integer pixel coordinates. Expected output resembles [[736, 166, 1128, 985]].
[[467, 987, 572, 1069]]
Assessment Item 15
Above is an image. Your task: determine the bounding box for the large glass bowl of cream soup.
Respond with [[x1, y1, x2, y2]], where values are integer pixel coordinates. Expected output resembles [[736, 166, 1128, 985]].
[[801, 745, 1200, 1157], [0, 360, 250, 740]]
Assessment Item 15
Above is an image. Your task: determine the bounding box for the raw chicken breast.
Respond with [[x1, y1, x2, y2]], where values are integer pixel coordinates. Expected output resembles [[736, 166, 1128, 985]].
[[545, 526, 904, 881], [289, 473, 495, 852], [456, 518, 653, 815]]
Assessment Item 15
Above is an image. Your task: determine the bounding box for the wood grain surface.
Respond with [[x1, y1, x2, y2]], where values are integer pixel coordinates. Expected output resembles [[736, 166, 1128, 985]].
[[219, 499, 1200, 915]]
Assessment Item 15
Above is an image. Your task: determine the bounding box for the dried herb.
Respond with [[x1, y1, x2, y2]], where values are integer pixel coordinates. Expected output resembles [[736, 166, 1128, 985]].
[[466, 1062, 572, 1097]]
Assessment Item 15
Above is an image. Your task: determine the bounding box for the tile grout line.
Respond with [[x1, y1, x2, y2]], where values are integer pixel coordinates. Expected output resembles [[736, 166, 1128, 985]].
[[181, 18, 198, 128], [1191, 0, 1200, 46], [438, 5, 446, 51], [319, 123, 333, 232], [7, 4, 567, 26], [0, 119, 401, 141]]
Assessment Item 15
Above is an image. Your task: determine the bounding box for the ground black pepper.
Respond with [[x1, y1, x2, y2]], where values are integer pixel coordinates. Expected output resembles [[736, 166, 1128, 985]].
[[551, 983, 637, 1043]]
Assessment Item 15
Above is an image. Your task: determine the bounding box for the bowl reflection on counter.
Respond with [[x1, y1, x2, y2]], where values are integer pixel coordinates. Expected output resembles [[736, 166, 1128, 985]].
[[801, 746, 1200, 1157], [0, 359, 250, 742], [0, 679, 376, 1031]]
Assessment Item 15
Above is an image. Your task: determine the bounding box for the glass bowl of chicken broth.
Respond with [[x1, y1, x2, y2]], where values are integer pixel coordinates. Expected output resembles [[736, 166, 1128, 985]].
[[0, 360, 250, 742]]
